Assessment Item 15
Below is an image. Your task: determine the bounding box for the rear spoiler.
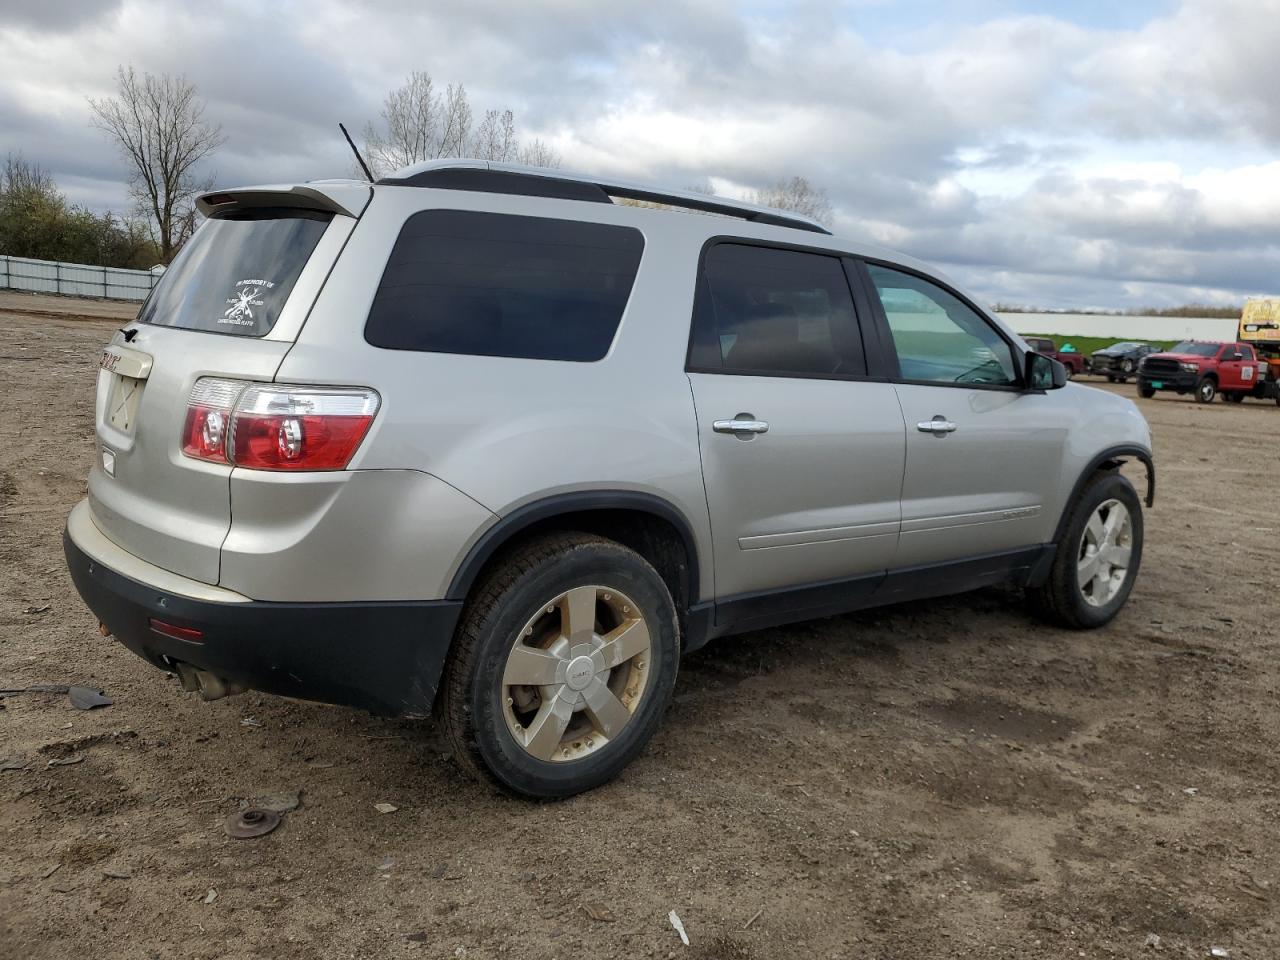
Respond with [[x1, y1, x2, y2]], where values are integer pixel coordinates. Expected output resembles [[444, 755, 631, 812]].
[[196, 181, 372, 220]]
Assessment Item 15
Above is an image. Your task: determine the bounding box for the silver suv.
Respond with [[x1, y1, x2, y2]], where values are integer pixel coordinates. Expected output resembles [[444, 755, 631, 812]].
[[65, 160, 1154, 798]]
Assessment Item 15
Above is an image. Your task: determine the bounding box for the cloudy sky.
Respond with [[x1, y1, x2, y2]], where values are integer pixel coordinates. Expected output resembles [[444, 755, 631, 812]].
[[2, 0, 1278, 309]]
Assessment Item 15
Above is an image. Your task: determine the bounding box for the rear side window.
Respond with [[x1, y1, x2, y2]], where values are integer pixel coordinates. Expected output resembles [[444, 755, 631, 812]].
[[687, 243, 866, 377], [138, 209, 332, 337], [365, 210, 644, 362]]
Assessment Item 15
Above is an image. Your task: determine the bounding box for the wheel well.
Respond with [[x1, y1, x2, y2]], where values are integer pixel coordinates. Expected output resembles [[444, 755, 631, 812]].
[[1053, 447, 1155, 543], [450, 505, 697, 620]]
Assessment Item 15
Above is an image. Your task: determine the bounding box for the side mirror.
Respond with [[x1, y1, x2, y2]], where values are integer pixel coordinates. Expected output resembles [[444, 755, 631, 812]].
[[1232, 352, 1243, 360], [1026, 351, 1067, 390]]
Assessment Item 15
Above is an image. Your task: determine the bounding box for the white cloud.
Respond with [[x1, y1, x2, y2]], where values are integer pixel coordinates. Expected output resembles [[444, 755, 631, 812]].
[[0, 0, 1278, 308]]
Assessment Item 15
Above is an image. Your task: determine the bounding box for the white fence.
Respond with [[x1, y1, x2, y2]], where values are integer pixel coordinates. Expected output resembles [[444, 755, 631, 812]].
[[1000, 311, 1238, 343], [0, 254, 159, 301]]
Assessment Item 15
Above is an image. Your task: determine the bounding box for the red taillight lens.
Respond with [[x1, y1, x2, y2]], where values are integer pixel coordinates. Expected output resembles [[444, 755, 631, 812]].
[[232, 413, 376, 469], [183, 379, 380, 471], [181, 378, 243, 462]]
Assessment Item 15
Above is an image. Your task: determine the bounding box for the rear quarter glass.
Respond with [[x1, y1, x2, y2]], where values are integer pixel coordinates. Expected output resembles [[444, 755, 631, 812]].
[[138, 208, 332, 338], [363, 209, 644, 362]]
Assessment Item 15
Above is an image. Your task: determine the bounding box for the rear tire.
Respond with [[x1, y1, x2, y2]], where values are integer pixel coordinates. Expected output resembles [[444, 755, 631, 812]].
[[1028, 471, 1143, 629], [1195, 377, 1217, 403], [438, 532, 680, 799], [1229, 392, 1245, 403]]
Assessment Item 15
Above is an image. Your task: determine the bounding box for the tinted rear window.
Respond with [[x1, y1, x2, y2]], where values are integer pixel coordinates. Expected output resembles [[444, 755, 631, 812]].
[[138, 209, 331, 337], [364, 210, 644, 361], [687, 243, 865, 377]]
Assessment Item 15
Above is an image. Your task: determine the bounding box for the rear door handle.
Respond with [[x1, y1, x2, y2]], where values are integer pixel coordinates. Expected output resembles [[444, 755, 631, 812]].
[[713, 417, 769, 435], [916, 416, 957, 435]]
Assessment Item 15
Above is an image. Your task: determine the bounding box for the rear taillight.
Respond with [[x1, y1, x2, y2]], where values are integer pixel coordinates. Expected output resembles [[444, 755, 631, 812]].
[[181, 378, 380, 471]]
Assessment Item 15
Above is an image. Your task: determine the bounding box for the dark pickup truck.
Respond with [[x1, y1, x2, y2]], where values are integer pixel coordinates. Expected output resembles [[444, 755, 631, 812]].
[[1025, 337, 1087, 377]]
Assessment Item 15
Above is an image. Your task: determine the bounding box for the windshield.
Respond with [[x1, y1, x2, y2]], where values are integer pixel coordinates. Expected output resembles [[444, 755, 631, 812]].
[[1168, 341, 1220, 356], [1111, 342, 1142, 350], [138, 208, 332, 337]]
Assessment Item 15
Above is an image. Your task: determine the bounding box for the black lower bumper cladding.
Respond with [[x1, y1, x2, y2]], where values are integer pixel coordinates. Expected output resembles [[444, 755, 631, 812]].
[[63, 531, 462, 716]]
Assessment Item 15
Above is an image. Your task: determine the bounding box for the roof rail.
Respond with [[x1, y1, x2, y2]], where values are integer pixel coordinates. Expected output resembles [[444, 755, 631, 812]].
[[377, 159, 833, 235]]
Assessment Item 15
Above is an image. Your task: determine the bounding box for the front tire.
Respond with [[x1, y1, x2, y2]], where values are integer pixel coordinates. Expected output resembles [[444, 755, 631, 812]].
[[1195, 377, 1217, 403], [1028, 471, 1143, 629], [438, 533, 680, 799], [1139, 385, 1155, 398]]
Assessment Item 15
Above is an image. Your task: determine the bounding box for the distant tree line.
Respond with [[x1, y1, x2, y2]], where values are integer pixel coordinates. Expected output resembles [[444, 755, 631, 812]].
[[0, 154, 158, 268]]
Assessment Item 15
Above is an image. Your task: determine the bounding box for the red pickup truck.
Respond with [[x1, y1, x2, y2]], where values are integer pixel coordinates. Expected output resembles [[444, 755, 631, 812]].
[[1136, 340, 1267, 403], [1025, 337, 1088, 377]]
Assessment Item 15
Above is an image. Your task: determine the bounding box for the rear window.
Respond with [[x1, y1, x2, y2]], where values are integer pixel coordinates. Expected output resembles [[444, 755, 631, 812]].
[[138, 209, 331, 337], [364, 210, 644, 362]]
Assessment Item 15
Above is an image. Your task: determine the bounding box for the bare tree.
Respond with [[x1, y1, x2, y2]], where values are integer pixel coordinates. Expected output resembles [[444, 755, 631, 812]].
[[749, 176, 833, 226], [88, 67, 225, 263], [517, 138, 561, 169], [472, 109, 519, 162], [364, 71, 559, 175]]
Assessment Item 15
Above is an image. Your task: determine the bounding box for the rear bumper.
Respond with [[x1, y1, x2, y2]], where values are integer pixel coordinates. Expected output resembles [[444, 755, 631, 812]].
[[63, 503, 462, 716]]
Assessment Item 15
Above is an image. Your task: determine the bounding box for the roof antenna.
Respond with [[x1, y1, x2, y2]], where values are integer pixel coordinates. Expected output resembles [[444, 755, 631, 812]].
[[339, 122, 374, 181]]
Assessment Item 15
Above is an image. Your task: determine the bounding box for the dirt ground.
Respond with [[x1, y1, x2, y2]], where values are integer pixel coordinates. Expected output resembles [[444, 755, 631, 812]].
[[2, 304, 1278, 960]]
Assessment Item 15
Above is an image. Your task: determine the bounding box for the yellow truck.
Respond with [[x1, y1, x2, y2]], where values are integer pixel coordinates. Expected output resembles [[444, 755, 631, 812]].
[[1239, 299, 1280, 404]]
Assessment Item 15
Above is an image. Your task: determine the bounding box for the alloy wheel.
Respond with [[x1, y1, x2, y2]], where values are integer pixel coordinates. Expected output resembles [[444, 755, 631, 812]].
[[501, 585, 652, 763], [1077, 498, 1133, 607]]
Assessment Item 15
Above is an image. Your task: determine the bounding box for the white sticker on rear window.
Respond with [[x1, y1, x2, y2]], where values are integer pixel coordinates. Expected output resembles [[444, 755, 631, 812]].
[[220, 279, 276, 327]]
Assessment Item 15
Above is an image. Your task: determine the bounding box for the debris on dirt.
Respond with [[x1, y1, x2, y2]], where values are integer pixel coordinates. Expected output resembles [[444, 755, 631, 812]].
[[240, 717, 263, 728], [102, 868, 131, 880], [743, 907, 764, 930], [40, 863, 62, 880], [23, 604, 51, 614], [582, 902, 616, 923], [1210, 949, 1230, 958], [45, 756, 84, 767], [68, 686, 112, 710], [405, 932, 430, 942], [1183, 787, 1200, 797], [0, 758, 28, 772], [0, 684, 70, 695], [376, 855, 395, 872], [202, 888, 218, 905], [668, 910, 690, 946], [248, 790, 301, 814], [1144, 933, 1162, 949], [374, 802, 398, 814], [225, 808, 282, 840], [306, 759, 335, 769]]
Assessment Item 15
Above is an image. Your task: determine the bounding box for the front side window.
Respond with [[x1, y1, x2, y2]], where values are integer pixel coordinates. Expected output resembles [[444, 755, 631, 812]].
[[365, 210, 644, 362], [688, 243, 865, 377], [139, 209, 332, 337], [865, 264, 1019, 387]]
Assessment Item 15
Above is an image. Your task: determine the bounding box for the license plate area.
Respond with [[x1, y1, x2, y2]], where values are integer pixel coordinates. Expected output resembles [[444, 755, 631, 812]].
[[106, 373, 145, 434], [1150, 380, 1164, 389]]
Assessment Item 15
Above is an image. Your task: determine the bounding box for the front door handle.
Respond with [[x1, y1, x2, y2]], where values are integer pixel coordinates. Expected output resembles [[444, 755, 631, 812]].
[[713, 417, 769, 435], [916, 416, 957, 435]]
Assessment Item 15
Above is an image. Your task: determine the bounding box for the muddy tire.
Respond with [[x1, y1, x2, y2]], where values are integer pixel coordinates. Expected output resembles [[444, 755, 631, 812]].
[[438, 532, 679, 799], [1028, 471, 1143, 629]]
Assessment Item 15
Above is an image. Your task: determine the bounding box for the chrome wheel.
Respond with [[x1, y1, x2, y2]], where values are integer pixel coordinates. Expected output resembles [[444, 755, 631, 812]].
[[1077, 498, 1133, 607], [501, 585, 652, 763]]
